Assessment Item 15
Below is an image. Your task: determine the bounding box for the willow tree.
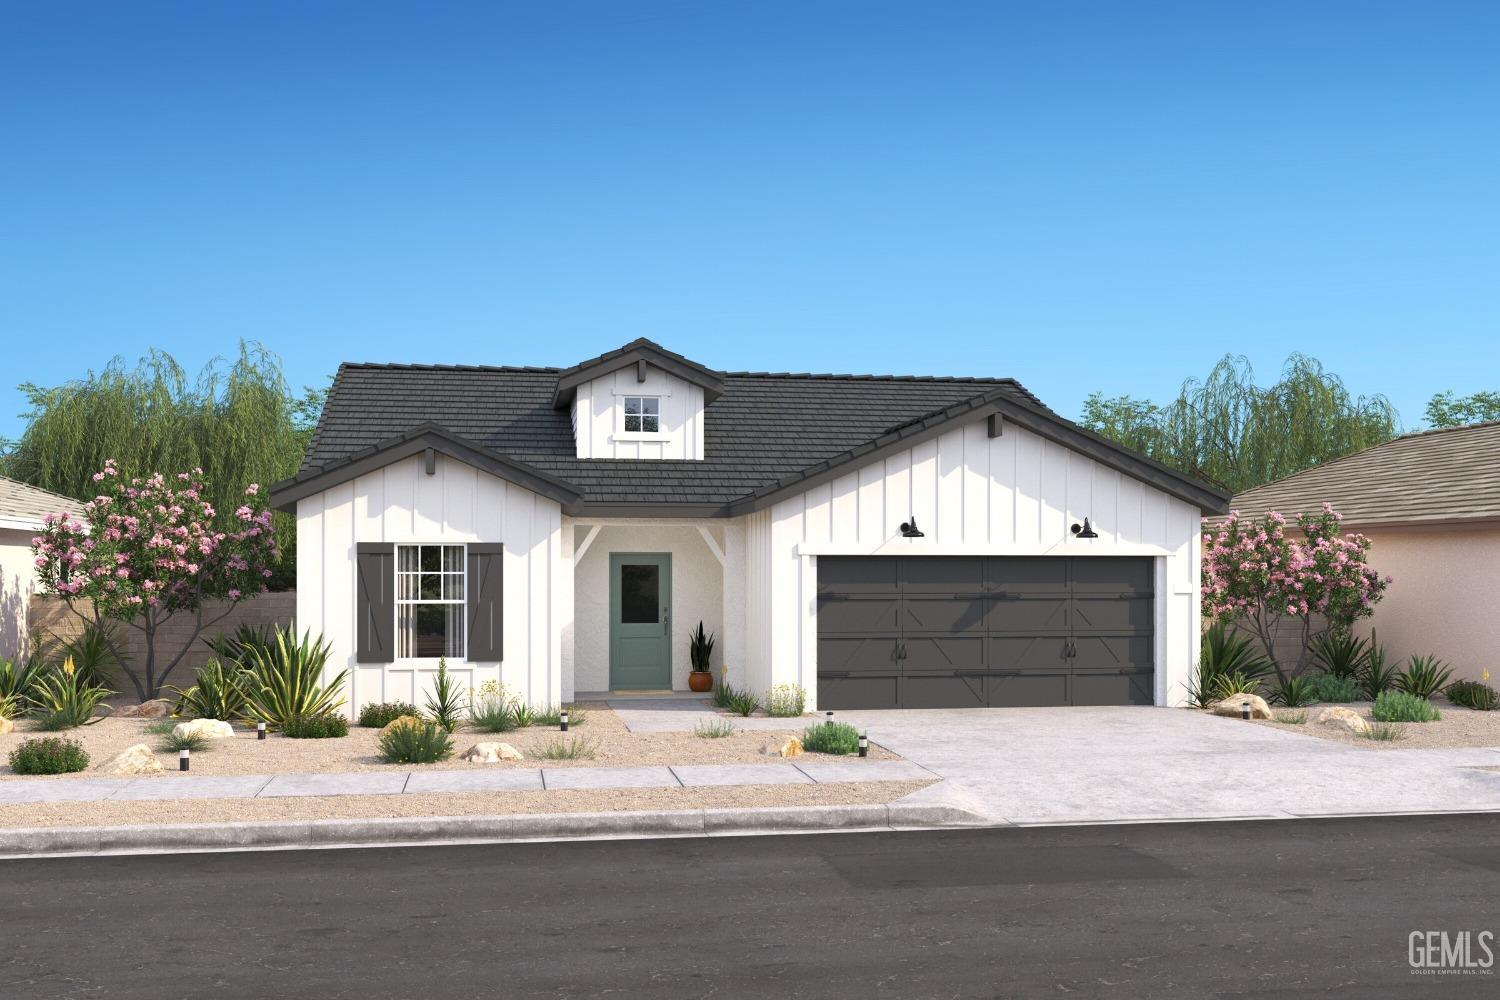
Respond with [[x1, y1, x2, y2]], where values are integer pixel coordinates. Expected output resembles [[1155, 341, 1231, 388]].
[[1081, 354, 1398, 493], [2, 343, 323, 590]]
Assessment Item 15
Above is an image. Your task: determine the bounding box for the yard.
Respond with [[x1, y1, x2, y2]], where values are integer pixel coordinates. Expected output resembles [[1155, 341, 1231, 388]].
[[1253, 695, 1500, 749]]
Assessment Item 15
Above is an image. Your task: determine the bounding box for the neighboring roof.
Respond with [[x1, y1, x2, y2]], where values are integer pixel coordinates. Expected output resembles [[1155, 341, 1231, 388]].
[[0, 476, 79, 530], [1220, 421, 1500, 527], [552, 338, 727, 408], [273, 342, 1230, 516]]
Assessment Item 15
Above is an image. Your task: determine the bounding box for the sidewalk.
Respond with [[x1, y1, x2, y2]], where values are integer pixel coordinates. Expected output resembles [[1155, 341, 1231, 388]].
[[0, 758, 936, 806]]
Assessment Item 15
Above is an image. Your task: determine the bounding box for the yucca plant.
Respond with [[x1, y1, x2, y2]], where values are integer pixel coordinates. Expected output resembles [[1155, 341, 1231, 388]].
[[239, 627, 347, 730], [1395, 655, 1454, 700], [56, 621, 124, 688], [423, 657, 465, 732], [1267, 674, 1319, 708], [1309, 632, 1371, 680], [1359, 642, 1399, 699], [0, 657, 47, 711], [167, 658, 249, 721], [29, 657, 114, 729], [1189, 624, 1274, 707]]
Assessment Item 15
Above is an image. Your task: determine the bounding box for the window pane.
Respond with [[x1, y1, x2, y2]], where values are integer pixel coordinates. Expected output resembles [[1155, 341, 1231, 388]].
[[420, 574, 442, 599], [443, 571, 465, 601], [412, 604, 458, 657], [620, 564, 660, 624], [443, 546, 464, 573], [420, 546, 441, 572], [399, 546, 419, 572], [642, 397, 659, 415], [642, 415, 659, 433], [398, 573, 419, 601], [624, 414, 642, 432], [624, 397, 642, 415]]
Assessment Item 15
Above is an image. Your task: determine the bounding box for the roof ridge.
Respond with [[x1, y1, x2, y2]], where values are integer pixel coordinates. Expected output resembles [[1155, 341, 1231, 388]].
[[726, 370, 1016, 383], [1395, 419, 1500, 439], [338, 361, 564, 374]]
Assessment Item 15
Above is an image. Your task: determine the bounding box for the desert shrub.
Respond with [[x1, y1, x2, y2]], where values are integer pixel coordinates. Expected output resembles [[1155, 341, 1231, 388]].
[[1268, 674, 1319, 708], [801, 721, 860, 755], [282, 712, 350, 739], [1189, 624, 1274, 707], [1446, 680, 1498, 711], [536, 704, 586, 727], [764, 684, 806, 718], [9, 736, 90, 774], [0, 657, 47, 709], [711, 680, 735, 709], [56, 621, 124, 688], [358, 701, 418, 728], [29, 658, 113, 729], [718, 683, 759, 717], [163, 731, 213, 753], [1275, 710, 1308, 725], [1360, 644, 1400, 699], [168, 658, 249, 721], [203, 622, 276, 664], [469, 695, 517, 733], [424, 657, 465, 732], [1309, 632, 1371, 680], [378, 718, 453, 764], [1362, 722, 1407, 742], [694, 718, 737, 739], [1395, 655, 1455, 700], [529, 736, 598, 760], [1371, 691, 1441, 723], [510, 702, 538, 728], [1313, 672, 1360, 704], [144, 720, 176, 736], [240, 628, 347, 729]]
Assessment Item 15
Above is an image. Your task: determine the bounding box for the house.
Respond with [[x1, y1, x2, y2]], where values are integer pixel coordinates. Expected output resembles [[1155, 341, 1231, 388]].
[[270, 340, 1228, 715], [0, 476, 79, 661], [1223, 421, 1500, 683]]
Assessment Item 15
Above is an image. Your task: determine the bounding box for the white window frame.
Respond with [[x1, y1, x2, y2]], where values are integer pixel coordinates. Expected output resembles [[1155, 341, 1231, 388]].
[[619, 395, 662, 436], [394, 543, 467, 662]]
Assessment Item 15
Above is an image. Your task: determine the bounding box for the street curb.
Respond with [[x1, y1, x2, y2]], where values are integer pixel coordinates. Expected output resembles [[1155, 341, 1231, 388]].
[[0, 802, 989, 858]]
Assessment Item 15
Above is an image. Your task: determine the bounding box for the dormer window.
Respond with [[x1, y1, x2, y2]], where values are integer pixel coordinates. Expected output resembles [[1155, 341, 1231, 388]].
[[623, 396, 660, 434]]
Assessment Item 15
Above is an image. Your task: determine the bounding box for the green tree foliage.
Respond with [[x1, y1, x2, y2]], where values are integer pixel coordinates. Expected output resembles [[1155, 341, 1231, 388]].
[[1080, 354, 1398, 493], [1, 343, 327, 589], [1424, 390, 1500, 429]]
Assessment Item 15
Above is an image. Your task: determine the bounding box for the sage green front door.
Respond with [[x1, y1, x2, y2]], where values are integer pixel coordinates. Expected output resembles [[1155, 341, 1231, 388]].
[[609, 553, 672, 690]]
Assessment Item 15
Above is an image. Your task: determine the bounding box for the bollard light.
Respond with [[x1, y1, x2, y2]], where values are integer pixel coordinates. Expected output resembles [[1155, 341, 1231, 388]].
[[179, 748, 190, 772], [560, 709, 570, 732], [1240, 701, 1250, 721], [825, 711, 834, 728], [256, 721, 267, 741], [858, 731, 869, 758]]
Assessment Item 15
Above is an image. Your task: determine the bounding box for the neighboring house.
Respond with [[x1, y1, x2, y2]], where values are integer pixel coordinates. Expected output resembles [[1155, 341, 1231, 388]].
[[0, 476, 78, 661], [270, 339, 1228, 716], [1224, 421, 1500, 682]]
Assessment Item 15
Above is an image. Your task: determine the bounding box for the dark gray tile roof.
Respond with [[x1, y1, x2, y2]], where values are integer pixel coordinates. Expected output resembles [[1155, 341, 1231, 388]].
[[301, 361, 1045, 507]]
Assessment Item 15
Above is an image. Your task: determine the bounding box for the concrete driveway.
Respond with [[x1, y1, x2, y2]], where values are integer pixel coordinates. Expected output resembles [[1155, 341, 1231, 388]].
[[609, 700, 1500, 825]]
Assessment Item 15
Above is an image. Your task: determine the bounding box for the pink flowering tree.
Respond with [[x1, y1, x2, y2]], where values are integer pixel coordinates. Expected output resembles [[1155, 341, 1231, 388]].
[[1202, 503, 1390, 680], [31, 460, 279, 700]]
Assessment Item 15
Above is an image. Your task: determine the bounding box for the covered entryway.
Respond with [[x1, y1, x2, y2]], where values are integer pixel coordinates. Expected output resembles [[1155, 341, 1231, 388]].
[[816, 556, 1154, 709]]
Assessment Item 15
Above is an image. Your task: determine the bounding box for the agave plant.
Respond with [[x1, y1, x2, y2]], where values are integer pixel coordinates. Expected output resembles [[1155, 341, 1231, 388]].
[[168, 658, 250, 721], [0, 657, 47, 710], [1360, 643, 1400, 700], [1267, 673, 1319, 708], [203, 622, 276, 665], [238, 627, 347, 729], [1187, 624, 1274, 707], [1395, 654, 1455, 700], [29, 657, 114, 729], [1309, 632, 1371, 680]]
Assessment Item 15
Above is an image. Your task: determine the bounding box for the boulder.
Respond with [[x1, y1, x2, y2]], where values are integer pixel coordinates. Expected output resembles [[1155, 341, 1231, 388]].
[[459, 742, 524, 763], [1210, 694, 1273, 720], [172, 719, 235, 741], [761, 737, 804, 758], [1316, 706, 1371, 735], [0, 716, 15, 735], [117, 699, 174, 719], [96, 744, 164, 775], [380, 715, 425, 736]]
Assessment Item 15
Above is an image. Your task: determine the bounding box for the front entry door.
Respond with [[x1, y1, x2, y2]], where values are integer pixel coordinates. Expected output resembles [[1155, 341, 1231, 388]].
[[609, 553, 672, 690]]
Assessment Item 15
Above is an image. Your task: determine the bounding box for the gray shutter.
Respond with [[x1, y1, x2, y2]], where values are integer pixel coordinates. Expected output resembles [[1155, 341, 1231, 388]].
[[467, 544, 505, 661], [356, 543, 395, 663]]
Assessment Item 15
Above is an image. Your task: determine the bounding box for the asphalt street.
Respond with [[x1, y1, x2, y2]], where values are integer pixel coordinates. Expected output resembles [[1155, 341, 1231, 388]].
[[4, 814, 1498, 998]]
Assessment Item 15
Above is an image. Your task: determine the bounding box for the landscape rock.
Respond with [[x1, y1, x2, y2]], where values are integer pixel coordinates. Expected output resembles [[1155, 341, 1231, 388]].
[[459, 742, 524, 763], [172, 719, 235, 741], [761, 737, 804, 758], [1210, 694, 1273, 720], [116, 699, 174, 719], [96, 744, 164, 775], [1316, 706, 1371, 734], [0, 716, 15, 735]]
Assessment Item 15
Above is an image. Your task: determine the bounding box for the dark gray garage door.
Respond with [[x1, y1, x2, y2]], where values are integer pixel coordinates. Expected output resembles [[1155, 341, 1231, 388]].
[[816, 557, 1154, 709]]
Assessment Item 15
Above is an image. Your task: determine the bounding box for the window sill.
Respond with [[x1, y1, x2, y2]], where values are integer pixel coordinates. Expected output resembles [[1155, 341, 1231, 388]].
[[610, 432, 676, 443]]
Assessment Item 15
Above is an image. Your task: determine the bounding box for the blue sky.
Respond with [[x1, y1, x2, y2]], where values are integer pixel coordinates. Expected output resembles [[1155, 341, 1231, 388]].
[[3, 1, 1496, 441]]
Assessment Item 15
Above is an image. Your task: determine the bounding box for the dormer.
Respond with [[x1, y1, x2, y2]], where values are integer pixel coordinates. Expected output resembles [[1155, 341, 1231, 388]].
[[554, 339, 725, 460]]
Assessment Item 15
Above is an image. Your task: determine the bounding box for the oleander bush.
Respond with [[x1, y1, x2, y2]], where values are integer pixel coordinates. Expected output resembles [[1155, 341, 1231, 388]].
[[358, 701, 419, 729], [281, 712, 350, 739], [801, 721, 860, 755], [1446, 680, 1498, 711], [377, 718, 453, 764], [1371, 691, 1441, 723], [9, 736, 90, 775]]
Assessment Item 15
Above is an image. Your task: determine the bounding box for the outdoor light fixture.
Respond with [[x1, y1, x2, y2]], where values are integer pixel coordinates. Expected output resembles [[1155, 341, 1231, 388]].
[[256, 722, 266, 741], [1241, 701, 1251, 721], [858, 731, 869, 758], [1070, 518, 1099, 539], [825, 711, 835, 727], [179, 748, 190, 772], [560, 709, 570, 732], [900, 517, 925, 538]]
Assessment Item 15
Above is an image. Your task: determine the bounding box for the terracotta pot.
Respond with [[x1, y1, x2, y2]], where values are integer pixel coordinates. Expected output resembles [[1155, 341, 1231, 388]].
[[688, 671, 714, 693]]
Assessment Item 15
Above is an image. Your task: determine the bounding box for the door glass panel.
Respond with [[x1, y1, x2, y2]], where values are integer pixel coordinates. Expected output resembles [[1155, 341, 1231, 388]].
[[621, 564, 660, 624]]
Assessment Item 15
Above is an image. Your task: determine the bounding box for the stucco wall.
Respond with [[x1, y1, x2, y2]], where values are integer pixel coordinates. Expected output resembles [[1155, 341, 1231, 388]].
[[757, 416, 1204, 709], [570, 522, 726, 693], [296, 453, 566, 717], [0, 527, 40, 661], [1353, 524, 1500, 683]]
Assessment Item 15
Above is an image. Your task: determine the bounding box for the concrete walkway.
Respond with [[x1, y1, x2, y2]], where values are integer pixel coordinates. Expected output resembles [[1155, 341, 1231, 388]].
[[0, 758, 934, 806], [606, 698, 1500, 825]]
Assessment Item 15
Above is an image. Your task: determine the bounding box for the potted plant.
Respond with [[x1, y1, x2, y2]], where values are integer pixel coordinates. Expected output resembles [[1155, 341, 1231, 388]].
[[688, 621, 716, 693]]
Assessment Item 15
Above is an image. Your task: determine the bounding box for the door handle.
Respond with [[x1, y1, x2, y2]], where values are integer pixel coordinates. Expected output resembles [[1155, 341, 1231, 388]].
[[663, 606, 670, 633]]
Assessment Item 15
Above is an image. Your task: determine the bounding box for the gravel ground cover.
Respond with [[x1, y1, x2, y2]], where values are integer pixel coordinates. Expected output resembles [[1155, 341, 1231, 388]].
[[1253, 697, 1500, 749]]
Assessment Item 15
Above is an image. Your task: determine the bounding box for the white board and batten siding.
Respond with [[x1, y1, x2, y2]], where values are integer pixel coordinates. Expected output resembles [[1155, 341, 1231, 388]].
[[752, 417, 1204, 709], [570, 367, 705, 459], [296, 453, 565, 719]]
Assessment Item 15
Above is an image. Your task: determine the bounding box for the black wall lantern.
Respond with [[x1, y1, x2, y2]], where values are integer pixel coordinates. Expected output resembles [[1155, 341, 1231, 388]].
[[1070, 518, 1098, 539], [900, 517, 925, 538]]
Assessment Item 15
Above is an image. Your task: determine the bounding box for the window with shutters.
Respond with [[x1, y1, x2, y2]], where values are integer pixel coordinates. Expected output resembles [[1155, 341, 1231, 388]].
[[396, 544, 465, 658]]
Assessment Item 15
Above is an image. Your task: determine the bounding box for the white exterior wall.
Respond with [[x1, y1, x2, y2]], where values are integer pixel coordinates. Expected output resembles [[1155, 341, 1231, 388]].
[[296, 453, 566, 718], [0, 526, 41, 661], [570, 521, 727, 693], [754, 417, 1204, 709], [571, 366, 706, 459]]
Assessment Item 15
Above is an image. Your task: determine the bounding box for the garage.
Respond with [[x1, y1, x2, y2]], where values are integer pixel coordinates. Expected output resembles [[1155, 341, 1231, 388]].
[[816, 556, 1154, 709]]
